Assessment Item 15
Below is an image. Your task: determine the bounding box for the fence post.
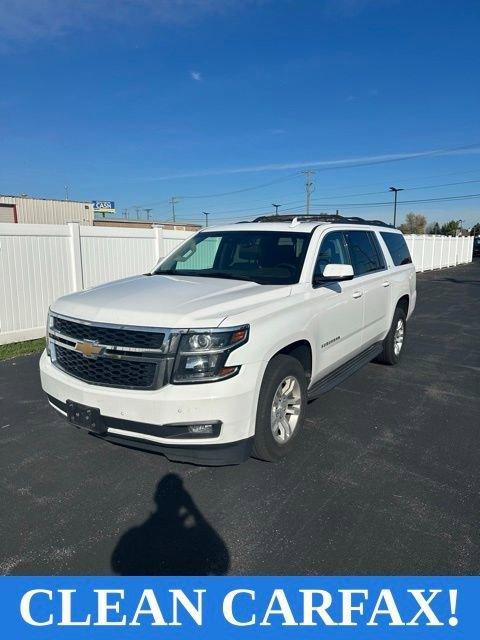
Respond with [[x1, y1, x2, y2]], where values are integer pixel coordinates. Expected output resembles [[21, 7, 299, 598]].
[[154, 226, 164, 263], [68, 222, 84, 291], [420, 235, 426, 272], [431, 235, 436, 270]]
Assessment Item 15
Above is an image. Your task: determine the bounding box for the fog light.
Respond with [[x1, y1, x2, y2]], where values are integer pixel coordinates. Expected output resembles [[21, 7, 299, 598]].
[[187, 423, 215, 435]]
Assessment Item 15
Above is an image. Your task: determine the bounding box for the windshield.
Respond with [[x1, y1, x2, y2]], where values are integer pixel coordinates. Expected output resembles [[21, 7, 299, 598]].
[[154, 230, 311, 285]]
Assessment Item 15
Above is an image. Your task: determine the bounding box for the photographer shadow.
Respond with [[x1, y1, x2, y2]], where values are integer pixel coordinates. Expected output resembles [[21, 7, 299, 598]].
[[111, 473, 230, 575]]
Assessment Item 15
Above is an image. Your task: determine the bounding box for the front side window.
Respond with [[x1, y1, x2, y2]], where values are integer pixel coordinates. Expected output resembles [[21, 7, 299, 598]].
[[380, 232, 412, 266], [314, 231, 351, 278], [155, 231, 311, 285], [344, 230, 385, 276]]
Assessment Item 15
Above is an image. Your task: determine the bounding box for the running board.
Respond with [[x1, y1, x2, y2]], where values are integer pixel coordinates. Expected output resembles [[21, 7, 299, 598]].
[[308, 342, 383, 400]]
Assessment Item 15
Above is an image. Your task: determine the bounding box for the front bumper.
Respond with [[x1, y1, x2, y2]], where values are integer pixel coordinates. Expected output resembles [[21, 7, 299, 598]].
[[40, 350, 262, 464]]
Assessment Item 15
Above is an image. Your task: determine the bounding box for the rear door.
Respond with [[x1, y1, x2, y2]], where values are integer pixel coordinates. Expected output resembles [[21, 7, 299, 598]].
[[344, 230, 390, 346]]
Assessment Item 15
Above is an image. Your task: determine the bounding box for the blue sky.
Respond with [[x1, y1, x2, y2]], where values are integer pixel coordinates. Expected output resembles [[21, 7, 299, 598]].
[[1, 0, 479, 227]]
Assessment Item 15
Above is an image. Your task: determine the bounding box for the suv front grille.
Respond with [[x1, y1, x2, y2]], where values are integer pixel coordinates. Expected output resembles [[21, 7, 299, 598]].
[[49, 315, 169, 390], [52, 316, 164, 349], [55, 345, 157, 389]]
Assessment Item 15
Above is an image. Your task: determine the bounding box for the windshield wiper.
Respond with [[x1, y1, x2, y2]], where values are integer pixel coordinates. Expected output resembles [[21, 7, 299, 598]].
[[202, 271, 259, 283], [152, 270, 192, 276], [153, 270, 259, 283]]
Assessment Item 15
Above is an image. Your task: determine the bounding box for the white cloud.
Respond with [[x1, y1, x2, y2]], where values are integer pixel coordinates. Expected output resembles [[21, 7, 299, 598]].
[[190, 70, 202, 82], [0, 0, 259, 48], [142, 144, 480, 180]]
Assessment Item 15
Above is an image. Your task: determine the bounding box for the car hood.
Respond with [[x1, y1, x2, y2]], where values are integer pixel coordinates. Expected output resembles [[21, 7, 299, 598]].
[[51, 274, 292, 328]]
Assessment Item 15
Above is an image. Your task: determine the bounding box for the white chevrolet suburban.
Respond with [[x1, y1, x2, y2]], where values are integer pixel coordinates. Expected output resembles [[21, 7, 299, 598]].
[[40, 215, 416, 465]]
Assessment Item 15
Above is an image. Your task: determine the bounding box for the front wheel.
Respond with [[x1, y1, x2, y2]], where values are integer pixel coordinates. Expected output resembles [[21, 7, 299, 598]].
[[252, 354, 308, 462], [376, 307, 407, 365]]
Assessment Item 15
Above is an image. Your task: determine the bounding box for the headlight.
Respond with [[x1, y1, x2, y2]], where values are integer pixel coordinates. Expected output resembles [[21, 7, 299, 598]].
[[172, 326, 249, 384], [46, 310, 53, 357]]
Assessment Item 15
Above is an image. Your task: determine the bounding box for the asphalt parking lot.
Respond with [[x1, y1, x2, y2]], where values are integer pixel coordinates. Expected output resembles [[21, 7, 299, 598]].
[[1, 260, 479, 575]]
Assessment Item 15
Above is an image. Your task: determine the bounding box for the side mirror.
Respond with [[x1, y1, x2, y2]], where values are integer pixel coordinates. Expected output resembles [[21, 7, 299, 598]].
[[313, 263, 354, 286]]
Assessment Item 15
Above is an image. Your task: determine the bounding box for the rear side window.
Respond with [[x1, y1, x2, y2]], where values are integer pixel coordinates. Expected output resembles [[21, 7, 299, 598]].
[[344, 230, 385, 276], [380, 232, 412, 266]]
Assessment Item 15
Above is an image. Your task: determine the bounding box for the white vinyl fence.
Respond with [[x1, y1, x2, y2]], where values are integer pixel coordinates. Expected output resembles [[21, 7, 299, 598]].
[[0, 223, 191, 345], [403, 234, 474, 272], [0, 224, 474, 345]]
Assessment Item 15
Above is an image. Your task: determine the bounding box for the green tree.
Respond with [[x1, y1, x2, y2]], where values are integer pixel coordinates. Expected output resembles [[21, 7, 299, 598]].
[[426, 221, 441, 235], [470, 222, 480, 236], [440, 220, 460, 236], [398, 212, 427, 234]]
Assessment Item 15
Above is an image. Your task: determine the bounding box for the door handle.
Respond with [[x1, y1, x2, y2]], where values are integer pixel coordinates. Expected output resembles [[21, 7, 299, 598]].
[[352, 290, 363, 299], [382, 281, 391, 287]]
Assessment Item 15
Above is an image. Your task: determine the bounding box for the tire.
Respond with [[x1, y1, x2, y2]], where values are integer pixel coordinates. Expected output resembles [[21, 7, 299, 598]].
[[252, 354, 308, 462], [376, 307, 407, 365]]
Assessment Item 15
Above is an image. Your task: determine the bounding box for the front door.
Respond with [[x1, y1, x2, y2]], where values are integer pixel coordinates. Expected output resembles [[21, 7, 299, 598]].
[[310, 230, 364, 378]]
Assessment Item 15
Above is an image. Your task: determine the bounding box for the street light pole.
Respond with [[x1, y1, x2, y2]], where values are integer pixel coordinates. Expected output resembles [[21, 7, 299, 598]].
[[389, 187, 404, 227], [272, 203, 281, 216], [203, 211, 211, 227]]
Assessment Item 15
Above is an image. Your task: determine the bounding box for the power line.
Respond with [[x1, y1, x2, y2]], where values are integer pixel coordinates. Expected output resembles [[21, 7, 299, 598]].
[[306, 191, 480, 208], [311, 177, 480, 202], [178, 172, 302, 199], [208, 191, 480, 218]]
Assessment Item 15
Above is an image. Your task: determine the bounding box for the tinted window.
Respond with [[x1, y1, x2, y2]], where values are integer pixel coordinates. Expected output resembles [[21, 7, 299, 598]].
[[155, 231, 311, 285], [380, 232, 412, 266], [344, 230, 384, 276], [314, 231, 351, 278]]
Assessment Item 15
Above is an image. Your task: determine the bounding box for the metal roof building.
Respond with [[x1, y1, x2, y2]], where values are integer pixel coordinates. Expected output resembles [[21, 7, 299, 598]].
[[0, 195, 93, 225]]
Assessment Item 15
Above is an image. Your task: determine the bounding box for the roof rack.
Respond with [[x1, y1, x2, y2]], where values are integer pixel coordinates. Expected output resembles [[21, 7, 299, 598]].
[[251, 214, 393, 228]]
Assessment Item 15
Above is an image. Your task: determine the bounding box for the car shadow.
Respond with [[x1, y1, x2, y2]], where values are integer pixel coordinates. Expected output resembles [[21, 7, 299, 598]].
[[111, 473, 230, 575]]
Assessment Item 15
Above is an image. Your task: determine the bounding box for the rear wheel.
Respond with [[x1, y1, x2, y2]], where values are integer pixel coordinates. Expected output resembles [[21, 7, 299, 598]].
[[252, 354, 307, 462], [376, 307, 407, 365]]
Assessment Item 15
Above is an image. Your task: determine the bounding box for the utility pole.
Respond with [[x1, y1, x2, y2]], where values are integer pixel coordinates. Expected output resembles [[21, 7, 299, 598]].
[[203, 211, 211, 227], [272, 203, 281, 216], [389, 186, 404, 227], [64, 185, 69, 201], [122, 208, 128, 219], [170, 197, 180, 224], [134, 206, 141, 220], [144, 208, 153, 221], [302, 170, 315, 214]]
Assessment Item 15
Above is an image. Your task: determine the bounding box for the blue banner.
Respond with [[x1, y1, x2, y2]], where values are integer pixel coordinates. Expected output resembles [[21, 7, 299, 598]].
[[1, 576, 477, 638]]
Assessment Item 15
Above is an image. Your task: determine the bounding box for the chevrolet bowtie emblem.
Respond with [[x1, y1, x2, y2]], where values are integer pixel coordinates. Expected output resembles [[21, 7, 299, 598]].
[[74, 341, 103, 358]]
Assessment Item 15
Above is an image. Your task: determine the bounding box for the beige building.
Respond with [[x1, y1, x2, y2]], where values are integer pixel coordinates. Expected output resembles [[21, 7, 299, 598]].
[[93, 219, 201, 232], [0, 195, 93, 225]]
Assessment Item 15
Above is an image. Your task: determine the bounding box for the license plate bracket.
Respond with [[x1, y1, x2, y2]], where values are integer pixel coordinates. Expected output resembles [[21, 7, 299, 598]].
[[66, 400, 107, 435]]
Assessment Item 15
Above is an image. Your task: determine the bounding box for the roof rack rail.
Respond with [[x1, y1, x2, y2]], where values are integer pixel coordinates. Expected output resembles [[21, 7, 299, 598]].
[[251, 214, 393, 228]]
